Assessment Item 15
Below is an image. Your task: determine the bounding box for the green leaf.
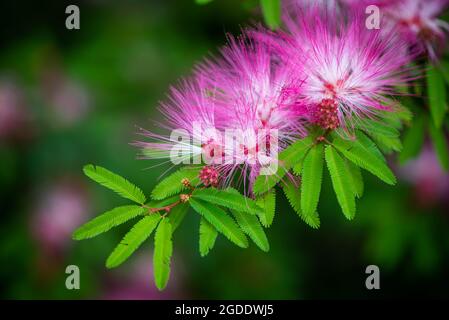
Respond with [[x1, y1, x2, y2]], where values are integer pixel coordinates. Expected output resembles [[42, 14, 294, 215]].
[[281, 179, 320, 228], [358, 118, 401, 138], [153, 218, 173, 291], [399, 115, 426, 164], [83, 164, 146, 204], [192, 187, 262, 215], [73, 205, 145, 240], [301, 143, 324, 217], [260, 0, 281, 30], [168, 202, 189, 232], [106, 215, 161, 268], [429, 120, 449, 171], [332, 133, 396, 185], [255, 190, 276, 227], [427, 64, 447, 128], [440, 60, 449, 85], [199, 217, 218, 257], [152, 166, 202, 200], [231, 210, 269, 252], [325, 146, 356, 220], [253, 136, 313, 195], [189, 198, 248, 248], [361, 120, 402, 154], [346, 160, 364, 198]]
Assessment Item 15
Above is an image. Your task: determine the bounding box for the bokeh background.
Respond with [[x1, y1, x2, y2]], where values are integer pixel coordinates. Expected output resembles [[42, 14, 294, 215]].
[[1, 0, 448, 299]]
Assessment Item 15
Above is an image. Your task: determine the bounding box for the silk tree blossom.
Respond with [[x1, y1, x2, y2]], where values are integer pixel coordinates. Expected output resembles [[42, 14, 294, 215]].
[[284, 0, 341, 12], [137, 35, 307, 191], [344, 0, 449, 60], [381, 0, 449, 60], [263, 8, 416, 133]]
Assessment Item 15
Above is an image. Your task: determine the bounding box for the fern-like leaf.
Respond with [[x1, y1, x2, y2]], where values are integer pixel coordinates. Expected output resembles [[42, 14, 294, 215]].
[[189, 198, 248, 248], [83, 164, 146, 204], [153, 218, 173, 291], [199, 217, 218, 257], [192, 188, 262, 215], [253, 136, 313, 195], [151, 166, 202, 200], [231, 210, 269, 252], [427, 63, 447, 128], [332, 133, 396, 185], [169, 202, 189, 232], [301, 143, 324, 217], [325, 146, 356, 220], [106, 215, 161, 268], [73, 205, 145, 240], [255, 189, 276, 227], [346, 160, 364, 198], [281, 179, 320, 228]]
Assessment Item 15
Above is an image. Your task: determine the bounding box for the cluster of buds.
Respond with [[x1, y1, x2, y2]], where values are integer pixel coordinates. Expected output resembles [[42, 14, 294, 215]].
[[313, 98, 340, 130], [180, 194, 191, 203], [181, 178, 191, 188], [199, 166, 219, 187]]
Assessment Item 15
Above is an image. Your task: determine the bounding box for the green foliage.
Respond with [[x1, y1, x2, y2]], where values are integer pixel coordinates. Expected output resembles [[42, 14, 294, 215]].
[[73, 205, 145, 240], [427, 64, 447, 128], [325, 146, 356, 220], [399, 115, 426, 164], [260, 0, 281, 30], [362, 120, 403, 154], [332, 132, 396, 185], [192, 187, 262, 215], [83, 164, 146, 204], [300, 143, 324, 217], [199, 217, 218, 257], [147, 195, 182, 209], [253, 136, 313, 195], [281, 179, 320, 228], [151, 166, 201, 200], [169, 202, 190, 232], [429, 120, 449, 171], [255, 190, 276, 227], [189, 198, 248, 248], [231, 210, 269, 252], [346, 160, 364, 198], [106, 215, 161, 268], [153, 218, 173, 291], [440, 60, 449, 85]]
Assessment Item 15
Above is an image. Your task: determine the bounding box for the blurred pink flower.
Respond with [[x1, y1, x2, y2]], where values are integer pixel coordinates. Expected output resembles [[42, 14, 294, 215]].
[[0, 78, 32, 141], [344, 0, 449, 60], [41, 68, 91, 127], [31, 178, 90, 254], [102, 252, 185, 300], [398, 145, 449, 207]]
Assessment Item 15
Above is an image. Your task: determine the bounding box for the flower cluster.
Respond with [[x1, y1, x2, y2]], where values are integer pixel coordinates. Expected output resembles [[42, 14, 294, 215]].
[[139, 1, 448, 193]]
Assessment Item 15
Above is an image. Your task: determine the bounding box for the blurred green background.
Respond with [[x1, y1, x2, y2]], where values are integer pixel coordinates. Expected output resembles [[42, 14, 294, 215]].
[[0, 0, 448, 299]]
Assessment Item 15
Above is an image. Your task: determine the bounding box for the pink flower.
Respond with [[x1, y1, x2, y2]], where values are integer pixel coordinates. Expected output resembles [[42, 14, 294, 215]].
[[138, 34, 307, 191], [265, 8, 415, 133], [382, 0, 449, 60], [343, 0, 449, 60]]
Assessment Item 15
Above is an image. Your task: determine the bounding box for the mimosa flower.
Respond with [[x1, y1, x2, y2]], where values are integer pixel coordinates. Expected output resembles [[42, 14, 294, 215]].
[[265, 8, 416, 133], [138, 34, 307, 192]]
